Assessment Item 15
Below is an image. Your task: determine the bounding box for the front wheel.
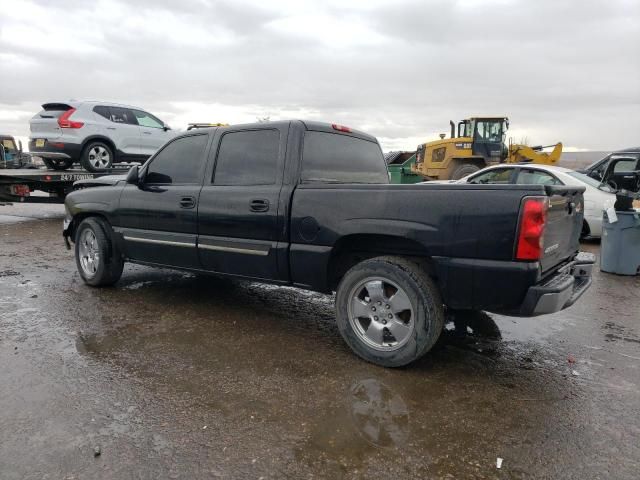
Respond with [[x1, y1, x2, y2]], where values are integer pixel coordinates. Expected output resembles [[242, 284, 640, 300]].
[[75, 217, 124, 286], [336, 256, 444, 367]]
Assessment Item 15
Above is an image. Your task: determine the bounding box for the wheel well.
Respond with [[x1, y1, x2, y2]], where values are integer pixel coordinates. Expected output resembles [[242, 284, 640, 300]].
[[68, 213, 110, 243], [327, 234, 435, 290], [81, 136, 117, 161], [581, 219, 591, 238]]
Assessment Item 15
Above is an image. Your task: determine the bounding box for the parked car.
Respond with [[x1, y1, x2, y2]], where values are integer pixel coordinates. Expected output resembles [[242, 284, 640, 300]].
[[62, 120, 594, 367], [437, 164, 616, 239], [29, 101, 177, 172], [577, 147, 640, 192]]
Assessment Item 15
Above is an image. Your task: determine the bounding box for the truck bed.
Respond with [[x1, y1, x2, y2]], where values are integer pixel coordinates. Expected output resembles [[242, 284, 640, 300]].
[[290, 182, 584, 312]]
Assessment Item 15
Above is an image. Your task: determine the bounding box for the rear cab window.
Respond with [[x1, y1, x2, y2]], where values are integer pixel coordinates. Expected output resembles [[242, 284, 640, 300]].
[[301, 131, 388, 184]]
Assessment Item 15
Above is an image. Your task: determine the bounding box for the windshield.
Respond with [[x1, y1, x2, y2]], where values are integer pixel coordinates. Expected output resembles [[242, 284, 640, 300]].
[[475, 120, 505, 143], [566, 171, 615, 193], [2, 139, 17, 152]]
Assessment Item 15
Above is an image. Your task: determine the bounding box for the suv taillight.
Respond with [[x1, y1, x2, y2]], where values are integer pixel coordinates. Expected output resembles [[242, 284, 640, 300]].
[[516, 196, 547, 261], [58, 108, 84, 129]]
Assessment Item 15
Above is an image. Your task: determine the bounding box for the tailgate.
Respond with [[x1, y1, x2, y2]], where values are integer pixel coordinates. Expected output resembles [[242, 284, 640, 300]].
[[539, 185, 585, 274]]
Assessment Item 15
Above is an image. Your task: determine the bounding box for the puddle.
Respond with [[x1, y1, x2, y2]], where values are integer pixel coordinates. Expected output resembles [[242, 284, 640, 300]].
[[350, 378, 409, 448]]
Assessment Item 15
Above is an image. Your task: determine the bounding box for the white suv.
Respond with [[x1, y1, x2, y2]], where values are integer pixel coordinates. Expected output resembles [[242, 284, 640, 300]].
[[29, 101, 178, 172]]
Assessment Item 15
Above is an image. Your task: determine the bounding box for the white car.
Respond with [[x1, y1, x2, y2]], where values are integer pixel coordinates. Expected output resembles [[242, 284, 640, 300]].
[[443, 164, 616, 238], [29, 101, 178, 172]]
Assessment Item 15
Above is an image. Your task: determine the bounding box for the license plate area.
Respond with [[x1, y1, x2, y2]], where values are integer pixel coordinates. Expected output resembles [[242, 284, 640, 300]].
[[35, 139, 45, 148]]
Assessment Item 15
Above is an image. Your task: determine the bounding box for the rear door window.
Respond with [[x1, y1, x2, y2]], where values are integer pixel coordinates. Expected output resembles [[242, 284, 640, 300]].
[[302, 131, 388, 183], [516, 169, 563, 185], [467, 168, 514, 184], [109, 107, 138, 125], [212, 129, 280, 186], [145, 134, 209, 185]]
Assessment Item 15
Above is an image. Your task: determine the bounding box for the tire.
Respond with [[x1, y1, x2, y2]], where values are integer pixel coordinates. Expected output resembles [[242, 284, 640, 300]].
[[74, 217, 124, 286], [42, 157, 74, 170], [336, 256, 445, 367], [451, 163, 481, 180], [581, 220, 590, 239], [81, 141, 113, 172]]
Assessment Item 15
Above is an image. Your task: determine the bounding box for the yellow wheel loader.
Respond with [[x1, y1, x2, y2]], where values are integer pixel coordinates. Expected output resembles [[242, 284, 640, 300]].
[[410, 116, 562, 181]]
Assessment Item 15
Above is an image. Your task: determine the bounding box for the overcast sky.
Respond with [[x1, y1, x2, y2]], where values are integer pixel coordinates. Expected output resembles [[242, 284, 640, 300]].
[[1, 0, 638, 151]]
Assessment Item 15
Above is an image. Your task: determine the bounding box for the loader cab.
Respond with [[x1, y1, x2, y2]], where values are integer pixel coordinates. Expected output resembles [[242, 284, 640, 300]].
[[470, 117, 508, 161], [457, 120, 472, 138], [1, 136, 20, 168]]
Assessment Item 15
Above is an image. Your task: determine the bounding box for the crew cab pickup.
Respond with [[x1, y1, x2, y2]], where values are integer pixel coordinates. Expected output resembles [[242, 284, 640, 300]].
[[63, 120, 594, 366]]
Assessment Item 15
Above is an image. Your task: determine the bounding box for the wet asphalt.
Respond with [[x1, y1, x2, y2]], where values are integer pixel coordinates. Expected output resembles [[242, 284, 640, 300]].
[[1, 203, 639, 479]]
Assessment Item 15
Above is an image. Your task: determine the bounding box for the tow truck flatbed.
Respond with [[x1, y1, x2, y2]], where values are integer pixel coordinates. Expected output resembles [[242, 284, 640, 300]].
[[0, 166, 130, 204]]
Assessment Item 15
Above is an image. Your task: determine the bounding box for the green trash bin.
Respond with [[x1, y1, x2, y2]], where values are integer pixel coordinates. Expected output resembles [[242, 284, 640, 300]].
[[386, 152, 423, 184], [600, 210, 640, 275]]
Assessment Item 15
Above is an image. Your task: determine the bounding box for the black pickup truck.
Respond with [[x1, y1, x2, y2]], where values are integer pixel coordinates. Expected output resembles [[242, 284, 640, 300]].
[[63, 120, 594, 366]]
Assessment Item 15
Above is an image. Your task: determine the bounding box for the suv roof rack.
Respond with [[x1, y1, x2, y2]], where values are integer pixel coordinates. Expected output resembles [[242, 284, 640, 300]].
[[187, 123, 229, 130]]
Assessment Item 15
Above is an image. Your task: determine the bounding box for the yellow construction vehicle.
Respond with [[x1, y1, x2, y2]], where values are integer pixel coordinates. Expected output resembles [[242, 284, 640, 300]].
[[411, 116, 563, 181]]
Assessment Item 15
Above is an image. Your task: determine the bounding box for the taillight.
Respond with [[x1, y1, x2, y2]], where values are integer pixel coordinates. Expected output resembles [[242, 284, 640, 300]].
[[332, 123, 351, 133], [58, 108, 84, 128], [10, 185, 30, 197], [515, 196, 547, 261]]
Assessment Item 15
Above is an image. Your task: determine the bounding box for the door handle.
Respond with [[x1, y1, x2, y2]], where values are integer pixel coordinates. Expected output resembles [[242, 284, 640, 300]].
[[142, 131, 152, 135], [107, 127, 116, 130], [180, 196, 196, 209], [250, 199, 269, 212]]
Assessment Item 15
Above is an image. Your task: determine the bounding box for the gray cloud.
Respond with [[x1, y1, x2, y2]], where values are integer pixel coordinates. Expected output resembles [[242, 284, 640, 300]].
[[1, 0, 638, 151]]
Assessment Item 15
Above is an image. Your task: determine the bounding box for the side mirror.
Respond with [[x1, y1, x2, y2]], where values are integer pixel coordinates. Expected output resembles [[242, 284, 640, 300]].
[[163, 125, 171, 132], [126, 165, 140, 185], [18, 140, 23, 152]]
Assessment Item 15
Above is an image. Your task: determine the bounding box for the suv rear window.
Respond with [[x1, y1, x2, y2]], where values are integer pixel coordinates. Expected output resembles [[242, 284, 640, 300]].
[[38, 103, 74, 119], [93, 106, 111, 120], [301, 131, 388, 184]]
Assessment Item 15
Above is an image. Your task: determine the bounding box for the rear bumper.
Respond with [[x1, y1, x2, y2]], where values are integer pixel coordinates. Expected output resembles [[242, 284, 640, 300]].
[[29, 139, 82, 161], [516, 252, 595, 316]]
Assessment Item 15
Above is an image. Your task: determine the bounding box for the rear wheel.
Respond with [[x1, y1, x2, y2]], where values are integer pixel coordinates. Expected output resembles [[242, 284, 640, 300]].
[[42, 157, 74, 170], [451, 163, 481, 180], [336, 256, 444, 367], [75, 217, 124, 286], [81, 141, 113, 172]]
